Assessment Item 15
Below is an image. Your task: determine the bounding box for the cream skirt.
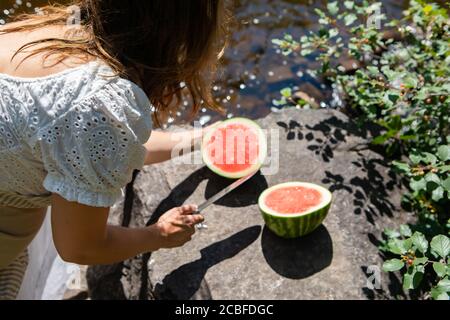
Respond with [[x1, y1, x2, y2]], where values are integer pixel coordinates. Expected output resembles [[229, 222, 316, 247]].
[[0, 191, 50, 300]]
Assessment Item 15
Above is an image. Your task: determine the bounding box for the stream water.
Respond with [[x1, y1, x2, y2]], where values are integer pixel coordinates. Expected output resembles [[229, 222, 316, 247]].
[[0, 0, 444, 125]]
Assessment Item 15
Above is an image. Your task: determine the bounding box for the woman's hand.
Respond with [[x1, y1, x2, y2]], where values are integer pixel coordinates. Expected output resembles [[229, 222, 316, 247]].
[[151, 205, 204, 248]]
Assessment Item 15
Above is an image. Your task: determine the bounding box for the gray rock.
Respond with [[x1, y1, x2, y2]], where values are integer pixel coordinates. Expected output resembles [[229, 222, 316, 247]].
[[87, 108, 413, 300]]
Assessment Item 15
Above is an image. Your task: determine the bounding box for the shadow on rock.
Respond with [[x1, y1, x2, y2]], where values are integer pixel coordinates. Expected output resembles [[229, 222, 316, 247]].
[[261, 225, 333, 279], [154, 226, 262, 300], [277, 116, 401, 225], [140, 167, 266, 299], [361, 265, 406, 300], [145, 166, 212, 226], [146, 167, 268, 225], [204, 171, 268, 207], [322, 156, 399, 225], [87, 264, 127, 300]]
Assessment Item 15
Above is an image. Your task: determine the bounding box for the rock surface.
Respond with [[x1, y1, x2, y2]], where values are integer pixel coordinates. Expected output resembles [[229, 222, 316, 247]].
[[87, 108, 413, 300]]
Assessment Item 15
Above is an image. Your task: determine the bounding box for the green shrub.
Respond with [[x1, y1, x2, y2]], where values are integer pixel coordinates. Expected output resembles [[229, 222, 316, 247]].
[[273, 0, 449, 299]]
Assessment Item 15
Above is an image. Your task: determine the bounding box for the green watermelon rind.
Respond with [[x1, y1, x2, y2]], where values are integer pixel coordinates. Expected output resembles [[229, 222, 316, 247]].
[[202, 117, 267, 179], [258, 182, 332, 238]]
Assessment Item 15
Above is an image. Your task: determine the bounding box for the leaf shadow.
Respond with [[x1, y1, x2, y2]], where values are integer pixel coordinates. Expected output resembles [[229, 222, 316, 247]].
[[154, 226, 262, 300]]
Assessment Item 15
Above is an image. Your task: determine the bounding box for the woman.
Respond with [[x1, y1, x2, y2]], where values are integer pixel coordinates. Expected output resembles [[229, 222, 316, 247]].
[[0, 0, 229, 299]]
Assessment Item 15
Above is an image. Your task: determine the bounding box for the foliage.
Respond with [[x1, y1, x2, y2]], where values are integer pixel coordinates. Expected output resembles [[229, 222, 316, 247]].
[[273, 0, 450, 299], [380, 226, 450, 300]]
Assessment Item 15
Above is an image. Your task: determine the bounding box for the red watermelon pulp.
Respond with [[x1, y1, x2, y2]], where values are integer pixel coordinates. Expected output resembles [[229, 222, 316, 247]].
[[202, 118, 266, 179], [264, 185, 323, 214]]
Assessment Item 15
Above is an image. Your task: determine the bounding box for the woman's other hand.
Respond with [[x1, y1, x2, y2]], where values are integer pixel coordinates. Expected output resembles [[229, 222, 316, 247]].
[[151, 205, 204, 248]]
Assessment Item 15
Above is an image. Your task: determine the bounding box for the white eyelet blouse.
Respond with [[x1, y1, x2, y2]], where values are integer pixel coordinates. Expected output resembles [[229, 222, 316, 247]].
[[0, 61, 153, 208]]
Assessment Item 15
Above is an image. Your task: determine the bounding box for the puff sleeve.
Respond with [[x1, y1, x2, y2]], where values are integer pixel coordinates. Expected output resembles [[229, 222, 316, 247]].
[[38, 79, 153, 207]]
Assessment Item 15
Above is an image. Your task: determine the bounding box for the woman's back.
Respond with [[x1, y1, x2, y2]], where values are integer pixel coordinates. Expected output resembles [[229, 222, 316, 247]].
[[0, 20, 154, 207], [0, 21, 91, 78], [0, 0, 228, 301]]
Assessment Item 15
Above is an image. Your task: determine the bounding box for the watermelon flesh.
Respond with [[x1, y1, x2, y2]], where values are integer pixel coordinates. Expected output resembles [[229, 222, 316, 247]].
[[202, 118, 266, 179], [259, 182, 332, 238], [205, 124, 259, 173], [264, 186, 323, 214]]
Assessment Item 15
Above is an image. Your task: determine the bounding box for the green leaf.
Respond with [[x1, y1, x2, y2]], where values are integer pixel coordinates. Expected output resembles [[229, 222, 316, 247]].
[[431, 287, 449, 300], [327, 1, 339, 16], [433, 262, 447, 278], [344, 13, 358, 26], [432, 186, 444, 202], [272, 39, 283, 46], [399, 135, 416, 141], [388, 116, 402, 131], [366, 66, 379, 75], [402, 272, 413, 290], [280, 88, 292, 98], [426, 181, 440, 193], [431, 235, 450, 258], [372, 134, 390, 145], [412, 232, 428, 254], [315, 8, 326, 18], [437, 278, 450, 292], [329, 28, 339, 38], [400, 224, 412, 237], [403, 266, 424, 290], [284, 34, 293, 41], [388, 238, 412, 255], [414, 257, 428, 265], [318, 18, 329, 25], [423, 5, 433, 14], [425, 172, 440, 184], [423, 153, 438, 165], [442, 177, 450, 191], [403, 76, 418, 89], [410, 177, 427, 193], [344, 1, 354, 10], [384, 228, 400, 239], [409, 153, 422, 165], [392, 161, 410, 174], [383, 259, 404, 272], [438, 165, 450, 173], [437, 145, 450, 161], [385, 92, 400, 105], [301, 48, 313, 56]]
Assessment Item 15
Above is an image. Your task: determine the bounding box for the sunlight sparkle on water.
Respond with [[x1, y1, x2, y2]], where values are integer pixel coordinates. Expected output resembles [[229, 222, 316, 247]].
[[199, 115, 211, 126]]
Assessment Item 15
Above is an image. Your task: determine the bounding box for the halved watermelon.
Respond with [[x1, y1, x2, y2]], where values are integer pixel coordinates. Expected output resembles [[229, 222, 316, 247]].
[[202, 118, 266, 179], [258, 182, 332, 238]]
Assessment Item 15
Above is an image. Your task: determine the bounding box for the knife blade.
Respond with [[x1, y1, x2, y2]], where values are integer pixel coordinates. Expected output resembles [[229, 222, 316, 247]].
[[195, 170, 258, 214]]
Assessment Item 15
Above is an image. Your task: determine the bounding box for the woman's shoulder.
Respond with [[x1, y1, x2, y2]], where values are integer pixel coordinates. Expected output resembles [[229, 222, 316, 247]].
[[71, 62, 153, 141], [82, 61, 151, 108], [0, 60, 153, 150]]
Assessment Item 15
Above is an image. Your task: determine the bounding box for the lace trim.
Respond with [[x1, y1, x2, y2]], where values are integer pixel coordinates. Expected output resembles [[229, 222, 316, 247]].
[[43, 175, 123, 208], [0, 191, 51, 209]]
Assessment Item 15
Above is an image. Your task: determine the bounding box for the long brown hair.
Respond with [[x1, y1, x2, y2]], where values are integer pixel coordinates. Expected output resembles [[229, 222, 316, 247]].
[[1, 0, 229, 126]]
